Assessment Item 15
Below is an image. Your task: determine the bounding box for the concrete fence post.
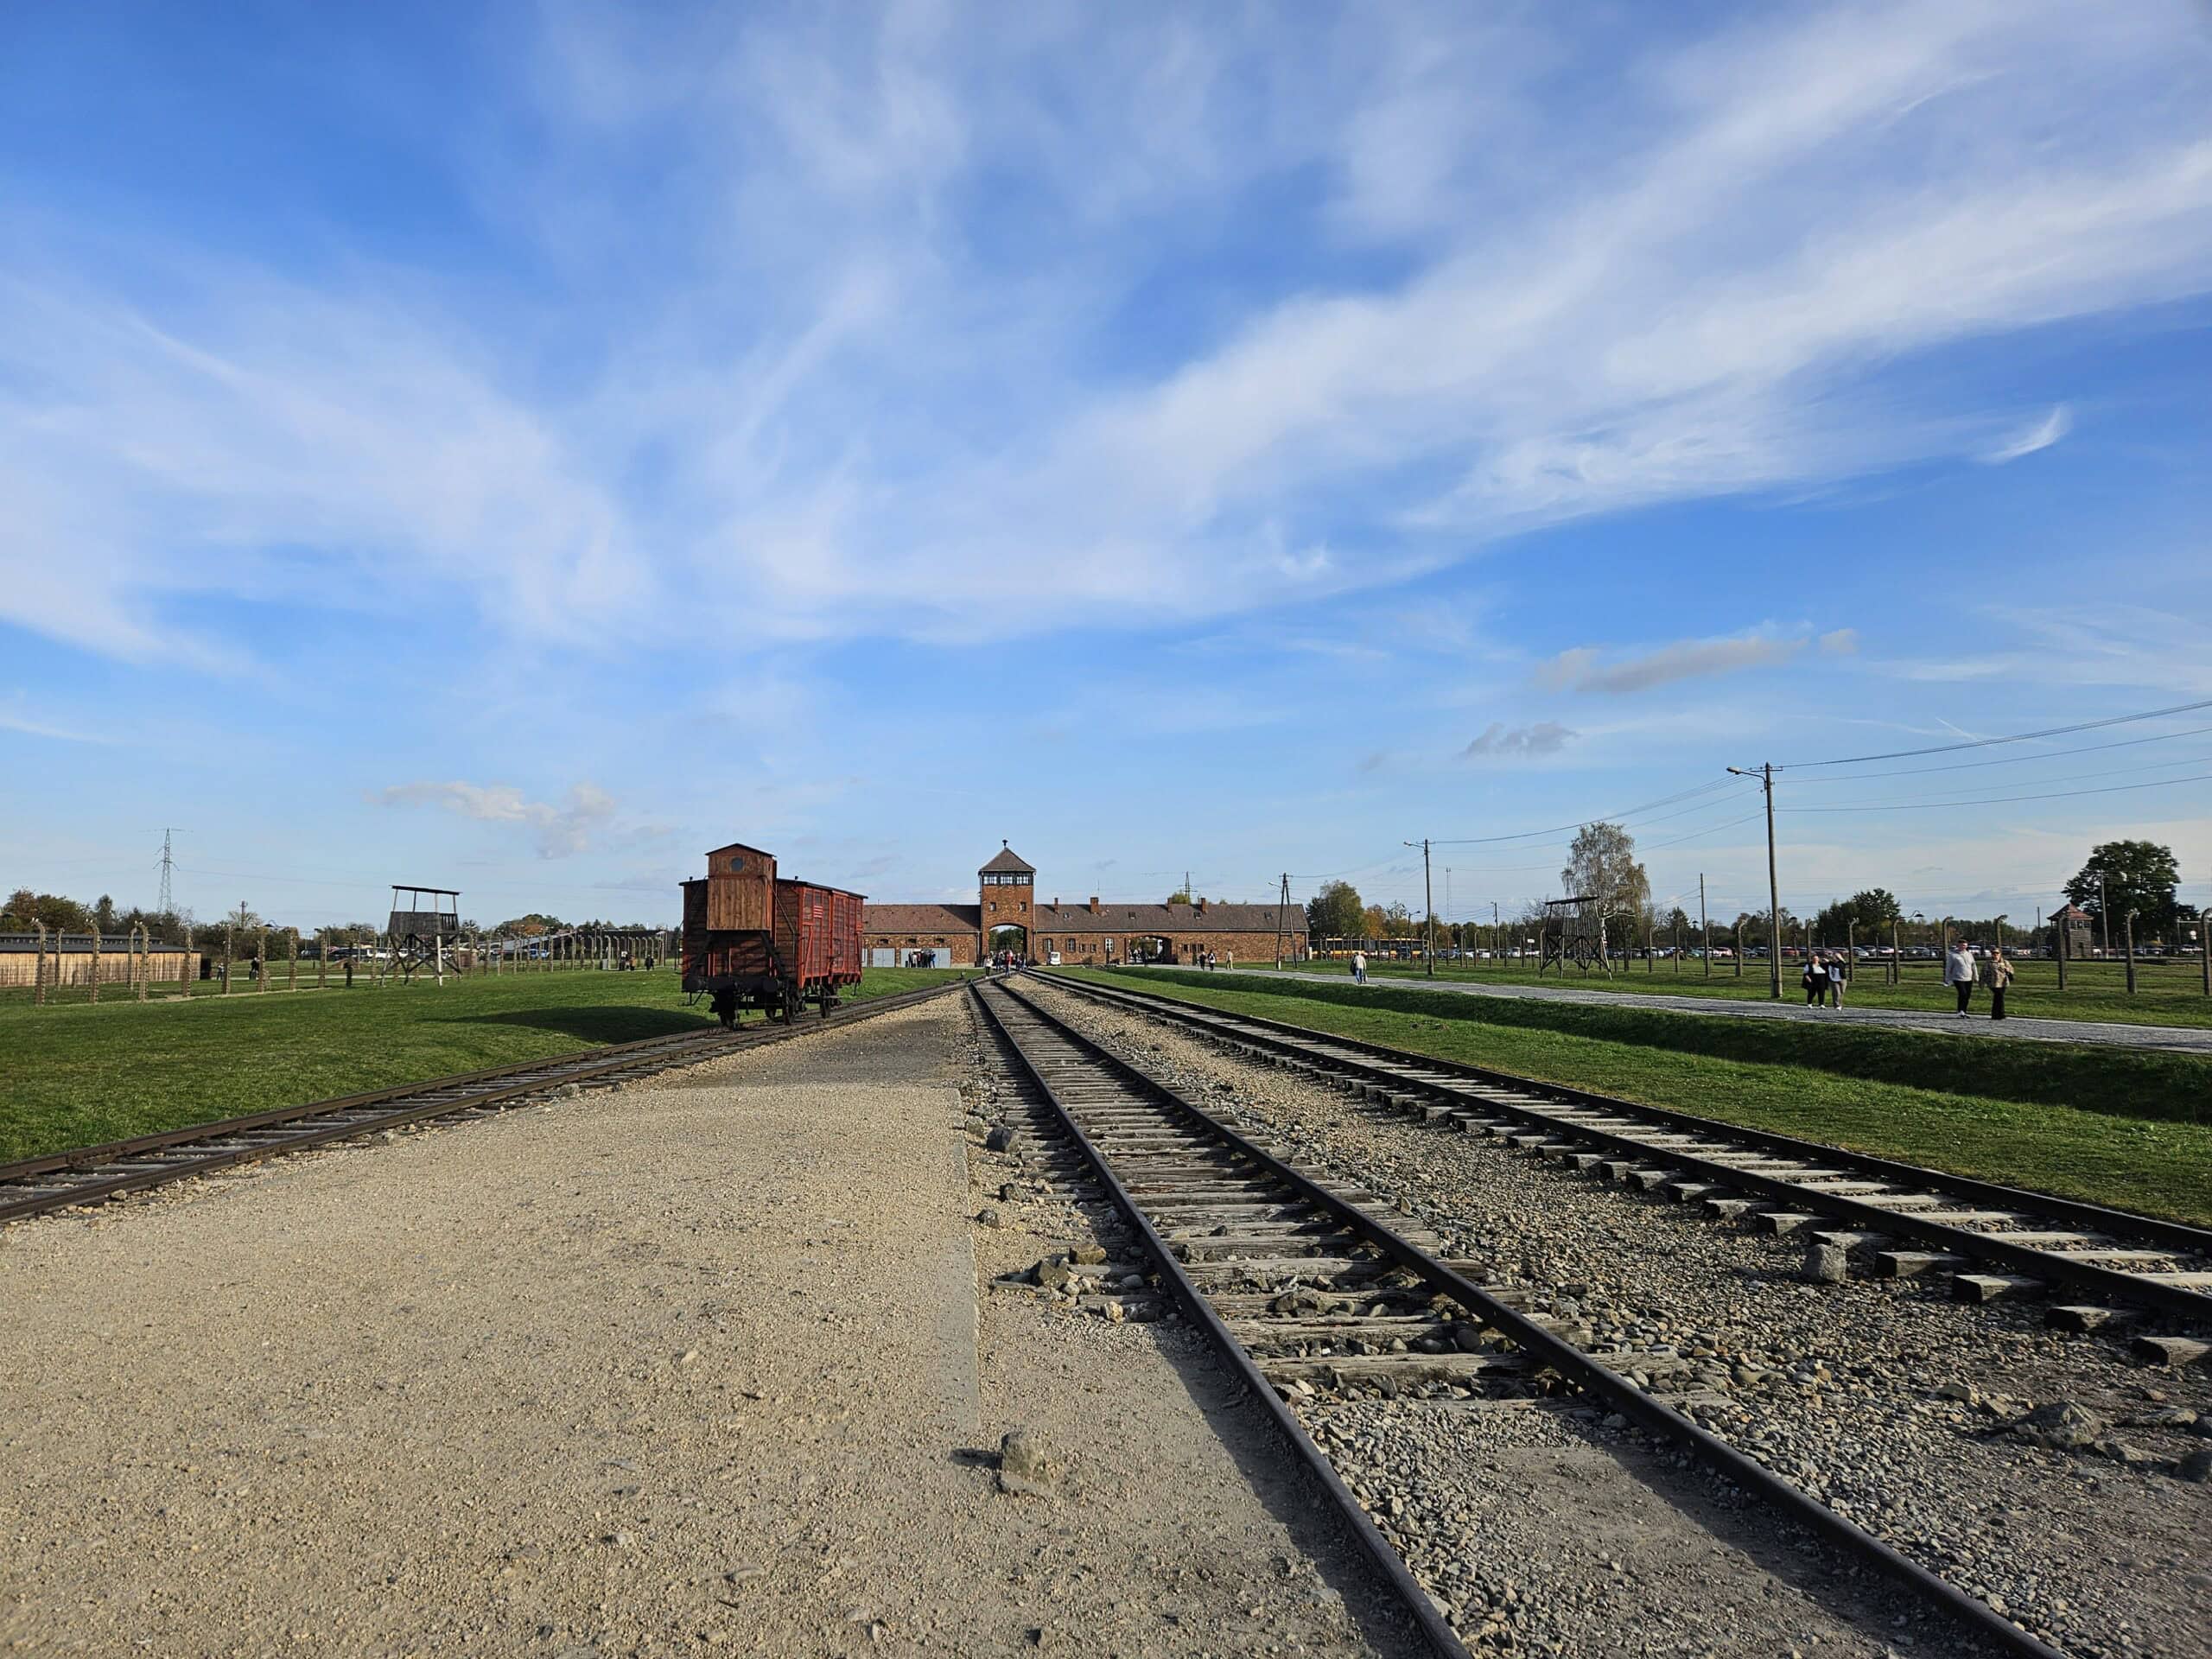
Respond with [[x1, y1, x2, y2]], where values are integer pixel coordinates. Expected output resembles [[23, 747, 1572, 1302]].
[[33, 920, 48, 1006], [2125, 911, 2139, 996], [90, 925, 102, 1005], [289, 929, 298, 992], [258, 926, 270, 994], [223, 924, 233, 995]]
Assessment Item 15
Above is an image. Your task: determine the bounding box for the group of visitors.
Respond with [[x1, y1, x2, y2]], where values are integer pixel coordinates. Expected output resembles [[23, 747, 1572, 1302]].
[[1351, 950, 1368, 984], [1799, 950, 1852, 1007], [1943, 939, 2015, 1020], [1805, 941, 2014, 1019], [1195, 950, 1232, 971]]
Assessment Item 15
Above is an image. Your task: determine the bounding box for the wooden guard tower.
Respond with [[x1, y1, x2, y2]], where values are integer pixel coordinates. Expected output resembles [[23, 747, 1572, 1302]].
[[388, 885, 461, 983], [1538, 894, 1606, 976]]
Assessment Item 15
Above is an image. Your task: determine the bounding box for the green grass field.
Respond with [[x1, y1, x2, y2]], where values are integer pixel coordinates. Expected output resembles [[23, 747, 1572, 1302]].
[[1258, 954, 2212, 1027], [0, 966, 966, 1166], [1077, 967, 2212, 1227]]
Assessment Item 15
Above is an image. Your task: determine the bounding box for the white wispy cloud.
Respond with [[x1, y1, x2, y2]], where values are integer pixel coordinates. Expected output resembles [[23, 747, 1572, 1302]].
[[0, 697, 117, 743], [2, 0, 2207, 665], [1462, 721, 1577, 758], [1537, 632, 1821, 696], [1980, 404, 2074, 464], [375, 781, 620, 858]]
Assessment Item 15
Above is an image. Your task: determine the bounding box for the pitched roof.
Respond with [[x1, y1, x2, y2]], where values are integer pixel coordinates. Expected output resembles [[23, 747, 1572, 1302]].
[[861, 903, 982, 934], [980, 842, 1034, 874], [704, 841, 776, 861], [1033, 902, 1305, 936]]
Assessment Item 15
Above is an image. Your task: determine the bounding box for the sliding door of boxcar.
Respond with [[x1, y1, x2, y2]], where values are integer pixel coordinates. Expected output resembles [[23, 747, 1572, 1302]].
[[831, 892, 863, 981]]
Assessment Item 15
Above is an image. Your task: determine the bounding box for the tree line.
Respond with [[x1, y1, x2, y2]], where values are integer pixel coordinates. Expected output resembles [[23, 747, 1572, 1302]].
[[1, 890, 664, 954], [1303, 832, 2197, 948]]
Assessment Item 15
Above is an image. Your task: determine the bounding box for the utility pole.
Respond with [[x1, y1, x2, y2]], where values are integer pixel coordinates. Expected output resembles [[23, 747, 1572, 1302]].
[[1699, 874, 1709, 978], [1727, 764, 1783, 1000], [1275, 873, 1291, 969], [2096, 872, 2110, 959], [1404, 839, 1435, 976], [156, 829, 180, 923]]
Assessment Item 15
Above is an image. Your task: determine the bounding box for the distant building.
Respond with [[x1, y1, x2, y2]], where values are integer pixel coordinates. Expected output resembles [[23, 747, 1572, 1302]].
[[2050, 903, 2096, 957], [862, 842, 1306, 967]]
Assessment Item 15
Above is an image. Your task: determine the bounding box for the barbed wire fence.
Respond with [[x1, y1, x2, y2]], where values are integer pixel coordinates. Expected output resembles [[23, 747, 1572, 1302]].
[[3, 918, 677, 1010]]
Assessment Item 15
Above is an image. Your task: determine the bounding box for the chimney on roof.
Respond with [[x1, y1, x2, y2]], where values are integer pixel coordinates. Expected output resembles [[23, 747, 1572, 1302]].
[[1197, 897, 1207, 915], [1089, 896, 1099, 913]]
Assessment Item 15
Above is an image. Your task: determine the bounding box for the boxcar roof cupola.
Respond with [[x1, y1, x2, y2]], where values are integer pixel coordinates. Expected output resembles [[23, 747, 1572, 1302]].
[[706, 840, 776, 875]]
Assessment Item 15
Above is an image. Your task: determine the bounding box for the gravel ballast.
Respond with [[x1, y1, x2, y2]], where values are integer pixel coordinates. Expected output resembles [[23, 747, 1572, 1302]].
[[1031, 979, 2212, 1659], [0, 997, 1413, 1656]]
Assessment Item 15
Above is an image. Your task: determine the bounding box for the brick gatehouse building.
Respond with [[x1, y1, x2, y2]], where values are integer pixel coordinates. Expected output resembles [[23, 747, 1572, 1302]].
[[861, 843, 1306, 968]]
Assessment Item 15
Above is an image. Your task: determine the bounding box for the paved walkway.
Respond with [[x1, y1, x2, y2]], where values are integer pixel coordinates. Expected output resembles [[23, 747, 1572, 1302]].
[[1154, 967, 2212, 1056]]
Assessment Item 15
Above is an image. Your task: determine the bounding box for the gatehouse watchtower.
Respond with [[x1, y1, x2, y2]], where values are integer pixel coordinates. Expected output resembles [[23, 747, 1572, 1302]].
[[980, 841, 1033, 943]]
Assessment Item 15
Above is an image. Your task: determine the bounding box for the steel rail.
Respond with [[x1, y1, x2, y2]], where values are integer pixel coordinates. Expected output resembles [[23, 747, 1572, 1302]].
[[1046, 971, 2212, 1323], [983, 975, 2065, 1659], [967, 980, 1471, 1659], [0, 980, 967, 1225]]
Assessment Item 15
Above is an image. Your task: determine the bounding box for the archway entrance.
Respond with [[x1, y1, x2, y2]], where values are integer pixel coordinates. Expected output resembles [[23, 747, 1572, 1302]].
[[1126, 935, 1176, 964], [987, 924, 1030, 965]]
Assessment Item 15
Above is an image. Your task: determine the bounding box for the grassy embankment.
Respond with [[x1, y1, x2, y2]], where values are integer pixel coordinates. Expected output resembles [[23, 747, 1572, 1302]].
[[1079, 967, 2212, 1227], [0, 966, 964, 1165], [1256, 956, 2212, 1028]]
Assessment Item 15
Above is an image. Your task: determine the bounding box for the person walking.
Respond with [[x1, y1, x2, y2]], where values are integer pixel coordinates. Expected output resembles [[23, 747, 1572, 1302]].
[[1801, 950, 1828, 1007], [1985, 946, 2014, 1020], [1827, 950, 1848, 1007], [1944, 937, 1977, 1016], [1352, 949, 1368, 985]]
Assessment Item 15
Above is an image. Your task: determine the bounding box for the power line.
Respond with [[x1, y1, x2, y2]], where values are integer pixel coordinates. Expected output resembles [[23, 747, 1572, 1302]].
[[1640, 809, 1768, 850], [1782, 696, 2212, 769], [1782, 771, 2212, 813], [1783, 722, 2212, 784], [1427, 777, 1738, 847], [1795, 750, 2212, 808]]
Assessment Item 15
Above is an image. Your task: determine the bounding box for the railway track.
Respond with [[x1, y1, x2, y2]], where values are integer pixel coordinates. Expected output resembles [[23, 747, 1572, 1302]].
[[0, 980, 966, 1226], [1039, 970, 2212, 1353], [970, 975, 2059, 1659]]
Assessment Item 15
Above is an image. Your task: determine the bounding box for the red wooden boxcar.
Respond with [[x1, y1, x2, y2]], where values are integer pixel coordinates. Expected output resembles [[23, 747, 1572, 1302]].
[[681, 841, 866, 1026]]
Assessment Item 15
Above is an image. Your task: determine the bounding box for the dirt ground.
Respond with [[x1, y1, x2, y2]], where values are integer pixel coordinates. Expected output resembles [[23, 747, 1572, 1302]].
[[0, 998, 1418, 1658]]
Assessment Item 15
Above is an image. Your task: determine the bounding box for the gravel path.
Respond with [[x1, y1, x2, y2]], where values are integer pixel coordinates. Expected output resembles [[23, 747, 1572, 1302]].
[[1158, 967, 2212, 1055], [0, 997, 1413, 1657], [1033, 981, 2212, 1659]]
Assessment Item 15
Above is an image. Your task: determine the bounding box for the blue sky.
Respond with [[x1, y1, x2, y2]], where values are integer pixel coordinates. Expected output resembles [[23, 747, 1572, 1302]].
[[4, 0, 2210, 931]]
